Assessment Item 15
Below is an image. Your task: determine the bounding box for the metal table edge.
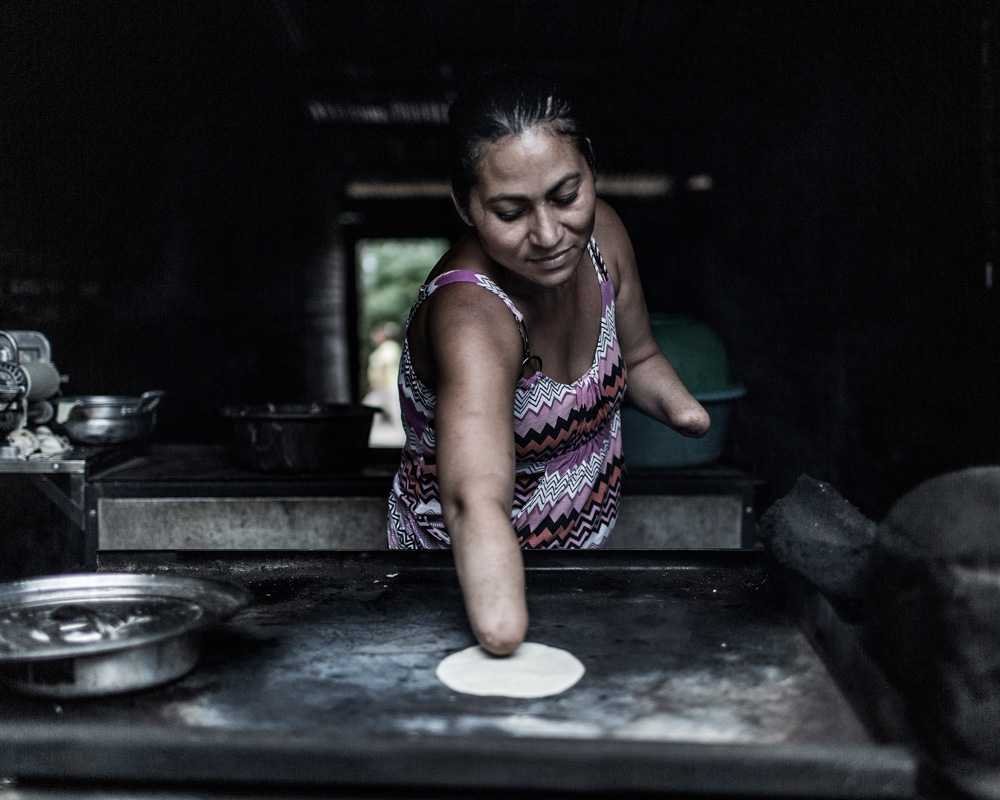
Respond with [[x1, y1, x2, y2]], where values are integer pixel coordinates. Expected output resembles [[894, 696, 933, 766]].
[[0, 723, 916, 798]]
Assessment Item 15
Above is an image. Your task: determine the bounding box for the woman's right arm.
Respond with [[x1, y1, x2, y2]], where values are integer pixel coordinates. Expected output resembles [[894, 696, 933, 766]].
[[415, 282, 529, 655]]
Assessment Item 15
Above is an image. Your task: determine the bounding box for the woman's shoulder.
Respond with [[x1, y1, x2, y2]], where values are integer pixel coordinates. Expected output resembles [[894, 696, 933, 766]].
[[409, 271, 525, 391], [410, 235, 521, 357], [418, 233, 521, 319], [592, 198, 634, 289], [426, 231, 494, 283]]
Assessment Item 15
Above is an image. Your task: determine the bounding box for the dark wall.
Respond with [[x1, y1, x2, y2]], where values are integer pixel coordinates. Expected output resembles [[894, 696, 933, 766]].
[[624, 3, 999, 516], [2, 1, 997, 520], [1, 1, 340, 442]]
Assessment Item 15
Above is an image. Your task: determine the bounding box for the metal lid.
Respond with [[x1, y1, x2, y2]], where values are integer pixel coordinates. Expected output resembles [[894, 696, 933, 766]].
[[0, 573, 251, 662]]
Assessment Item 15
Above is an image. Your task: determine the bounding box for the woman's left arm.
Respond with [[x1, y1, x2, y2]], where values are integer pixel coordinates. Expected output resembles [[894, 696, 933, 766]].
[[596, 200, 711, 438]]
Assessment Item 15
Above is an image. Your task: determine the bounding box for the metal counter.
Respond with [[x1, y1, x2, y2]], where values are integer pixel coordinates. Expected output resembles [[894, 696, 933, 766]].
[[0, 550, 914, 798], [3, 445, 762, 563]]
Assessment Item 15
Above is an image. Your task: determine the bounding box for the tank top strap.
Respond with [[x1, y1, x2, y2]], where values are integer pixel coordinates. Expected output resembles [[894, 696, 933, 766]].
[[411, 270, 540, 375], [587, 237, 610, 282]]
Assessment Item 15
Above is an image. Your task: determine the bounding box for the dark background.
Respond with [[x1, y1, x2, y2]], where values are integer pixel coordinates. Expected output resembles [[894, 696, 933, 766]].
[[2, 0, 997, 520]]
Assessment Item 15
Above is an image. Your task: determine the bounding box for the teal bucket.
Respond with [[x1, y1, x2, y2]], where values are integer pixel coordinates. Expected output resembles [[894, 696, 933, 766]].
[[621, 385, 746, 468], [622, 314, 746, 467]]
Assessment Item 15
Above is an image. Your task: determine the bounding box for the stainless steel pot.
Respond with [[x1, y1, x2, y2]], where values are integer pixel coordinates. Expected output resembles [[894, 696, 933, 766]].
[[0, 572, 251, 697], [54, 390, 165, 445]]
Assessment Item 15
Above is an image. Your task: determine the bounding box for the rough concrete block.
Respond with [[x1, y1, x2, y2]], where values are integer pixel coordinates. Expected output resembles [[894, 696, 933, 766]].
[[757, 474, 876, 603], [865, 467, 1000, 795]]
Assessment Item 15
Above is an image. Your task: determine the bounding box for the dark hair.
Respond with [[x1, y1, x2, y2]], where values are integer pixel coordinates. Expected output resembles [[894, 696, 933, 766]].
[[448, 70, 597, 215]]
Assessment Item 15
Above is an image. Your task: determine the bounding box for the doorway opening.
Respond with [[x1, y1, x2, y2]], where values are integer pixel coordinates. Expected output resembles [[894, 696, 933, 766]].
[[355, 237, 449, 446]]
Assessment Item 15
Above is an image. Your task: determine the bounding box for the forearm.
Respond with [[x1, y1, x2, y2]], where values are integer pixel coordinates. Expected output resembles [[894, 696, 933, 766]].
[[626, 354, 711, 438], [421, 283, 530, 655], [446, 499, 528, 655]]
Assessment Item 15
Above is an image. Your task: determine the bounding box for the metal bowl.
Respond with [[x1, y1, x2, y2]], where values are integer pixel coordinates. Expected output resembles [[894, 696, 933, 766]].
[[220, 402, 377, 473], [0, 572, 251, 697], [54, 391, 165, 445]]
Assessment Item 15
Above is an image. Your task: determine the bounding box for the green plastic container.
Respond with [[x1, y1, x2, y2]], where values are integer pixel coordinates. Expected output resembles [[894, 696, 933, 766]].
[[622, 315, 746, 467]]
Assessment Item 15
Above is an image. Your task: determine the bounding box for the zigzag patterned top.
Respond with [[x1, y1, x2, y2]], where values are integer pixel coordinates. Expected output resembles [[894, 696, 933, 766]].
[[387, 237, 627, 550]]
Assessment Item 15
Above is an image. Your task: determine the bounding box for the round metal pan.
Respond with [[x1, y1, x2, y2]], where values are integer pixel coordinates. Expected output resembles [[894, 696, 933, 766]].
[[0, 573, 251, 697], [53, 391, 165, 446]]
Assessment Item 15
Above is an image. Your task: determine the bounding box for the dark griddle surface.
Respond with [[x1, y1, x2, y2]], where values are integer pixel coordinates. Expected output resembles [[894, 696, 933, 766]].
[[0, 550, 914, 797]]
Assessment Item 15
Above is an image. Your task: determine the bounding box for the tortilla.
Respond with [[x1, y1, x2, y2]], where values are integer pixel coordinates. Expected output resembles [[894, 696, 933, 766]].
[[435, 642, 585, 698]]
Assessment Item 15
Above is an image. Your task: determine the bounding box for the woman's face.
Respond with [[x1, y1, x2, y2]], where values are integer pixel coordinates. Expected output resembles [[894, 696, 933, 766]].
[[460, 126, 597, 291]]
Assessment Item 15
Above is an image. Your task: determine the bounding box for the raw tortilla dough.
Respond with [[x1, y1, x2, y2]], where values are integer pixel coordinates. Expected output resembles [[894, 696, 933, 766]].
[[436, 642, 585, 698]]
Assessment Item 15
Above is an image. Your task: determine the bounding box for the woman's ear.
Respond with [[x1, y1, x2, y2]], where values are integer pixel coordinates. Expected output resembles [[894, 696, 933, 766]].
[[451, 190, 474, 227]]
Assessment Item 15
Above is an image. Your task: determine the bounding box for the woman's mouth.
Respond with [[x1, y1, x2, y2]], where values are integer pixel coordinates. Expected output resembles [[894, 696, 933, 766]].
[[530, 247, 572, 269]]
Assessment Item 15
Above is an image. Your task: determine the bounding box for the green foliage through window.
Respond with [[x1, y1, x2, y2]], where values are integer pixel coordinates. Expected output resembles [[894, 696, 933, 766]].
[[356, 237, 450, 382]]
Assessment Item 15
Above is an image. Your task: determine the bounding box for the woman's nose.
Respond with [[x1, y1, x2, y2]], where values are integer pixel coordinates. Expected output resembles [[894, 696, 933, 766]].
[[529, 207, 562, 248]]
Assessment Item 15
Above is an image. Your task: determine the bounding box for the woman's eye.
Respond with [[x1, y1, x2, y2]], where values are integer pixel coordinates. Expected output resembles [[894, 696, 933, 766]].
[[554, 192, 578, 206], [497, 209, 523, 222]]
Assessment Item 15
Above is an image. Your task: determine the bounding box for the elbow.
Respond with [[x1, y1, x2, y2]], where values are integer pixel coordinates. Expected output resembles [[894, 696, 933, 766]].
[[473, 610, 529, 657], [673, 404, 711, 438], [692, 408, 712, 438]]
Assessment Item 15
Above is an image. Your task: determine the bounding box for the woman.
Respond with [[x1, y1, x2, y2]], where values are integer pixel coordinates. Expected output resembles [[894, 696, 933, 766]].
[[387, 71, 710, 656]]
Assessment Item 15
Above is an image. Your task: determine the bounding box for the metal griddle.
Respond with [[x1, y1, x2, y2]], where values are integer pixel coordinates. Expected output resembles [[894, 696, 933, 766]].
[[0, 550, 915, 798]]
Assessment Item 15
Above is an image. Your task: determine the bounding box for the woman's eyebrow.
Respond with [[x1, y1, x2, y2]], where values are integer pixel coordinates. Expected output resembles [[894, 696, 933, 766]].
[[486, 173, 582, 204]]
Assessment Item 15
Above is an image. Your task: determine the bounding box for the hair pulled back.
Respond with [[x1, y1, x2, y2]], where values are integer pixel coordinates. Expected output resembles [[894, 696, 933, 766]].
[[448, 70, 597, 215]]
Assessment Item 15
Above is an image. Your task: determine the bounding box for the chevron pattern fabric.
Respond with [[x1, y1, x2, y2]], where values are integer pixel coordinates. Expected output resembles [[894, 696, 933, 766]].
[[388, 238, 627, 550]]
